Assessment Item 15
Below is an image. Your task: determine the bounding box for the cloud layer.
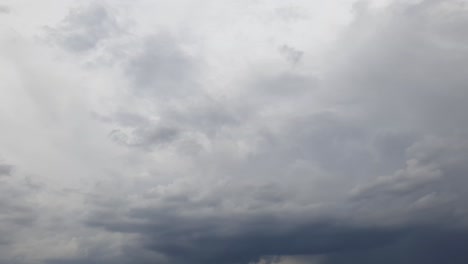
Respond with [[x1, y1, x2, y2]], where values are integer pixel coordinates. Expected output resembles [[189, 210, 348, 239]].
[[1, 0, 468, 263]]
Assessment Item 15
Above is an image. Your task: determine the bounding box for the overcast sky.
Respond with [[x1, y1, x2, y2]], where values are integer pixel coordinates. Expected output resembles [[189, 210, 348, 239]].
[[1, 0, 468, 263]]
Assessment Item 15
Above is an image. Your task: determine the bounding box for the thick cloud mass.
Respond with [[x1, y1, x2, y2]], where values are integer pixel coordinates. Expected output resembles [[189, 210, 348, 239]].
[[1, 0, 468, 263]]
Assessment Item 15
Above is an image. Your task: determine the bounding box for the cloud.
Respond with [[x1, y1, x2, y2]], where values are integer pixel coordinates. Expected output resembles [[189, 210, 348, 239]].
[[86, 207, 405, 264], [0, 161, 46, 262], [84, 1, 468, 263], [1, 0, 468, 263], [278, 45, 304, 65], [47, 4, 121, 52], [0, 5, 10, 14], [109, 126, 180, 150], [124, 33, 197, 98], [323, 228, 468, 264], [0, 162, 13, 176]]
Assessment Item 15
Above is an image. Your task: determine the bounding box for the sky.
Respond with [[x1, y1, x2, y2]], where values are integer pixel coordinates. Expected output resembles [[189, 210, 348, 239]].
[[1, 0, 468, 263]]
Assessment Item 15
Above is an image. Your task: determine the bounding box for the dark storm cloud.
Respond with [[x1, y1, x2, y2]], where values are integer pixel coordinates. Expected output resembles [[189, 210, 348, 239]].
[[46, 241, 166, 264], [84, 201, 468, 264], [48, 4, 120, 52], [323, 228, 468, 264], [86, 206, 404, 264]]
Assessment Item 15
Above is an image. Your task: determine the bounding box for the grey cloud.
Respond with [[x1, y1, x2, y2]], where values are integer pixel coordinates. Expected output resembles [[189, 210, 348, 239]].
[[349, 136, 468, 226], [125, 34, 196, 98], [112, 112, 150, 128], [323, 0, 468, 228], [278, 45, 303, 65], [369, 131, 416, 171], [92, 111, 150, 128], [328, 0, 468, 134], [160, 96, 240, 136], [0, 5, 10, 14], [0, 165, 41, 262], [48, 4, 120, 52], [323, 228, 468, 264], [255, 72, 314, 96], [86, 206, 404, 264], [0, 163, 13, 176], [274, 6, 308, 22], [109, 126, 180, 150], [351, 159, 443, 199], [105, 96, 240, 152], [85, 197, 468, 264]]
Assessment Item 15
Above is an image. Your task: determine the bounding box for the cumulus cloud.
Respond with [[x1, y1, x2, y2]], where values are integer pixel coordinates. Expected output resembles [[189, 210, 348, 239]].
[[1, 0, 468, 263]]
